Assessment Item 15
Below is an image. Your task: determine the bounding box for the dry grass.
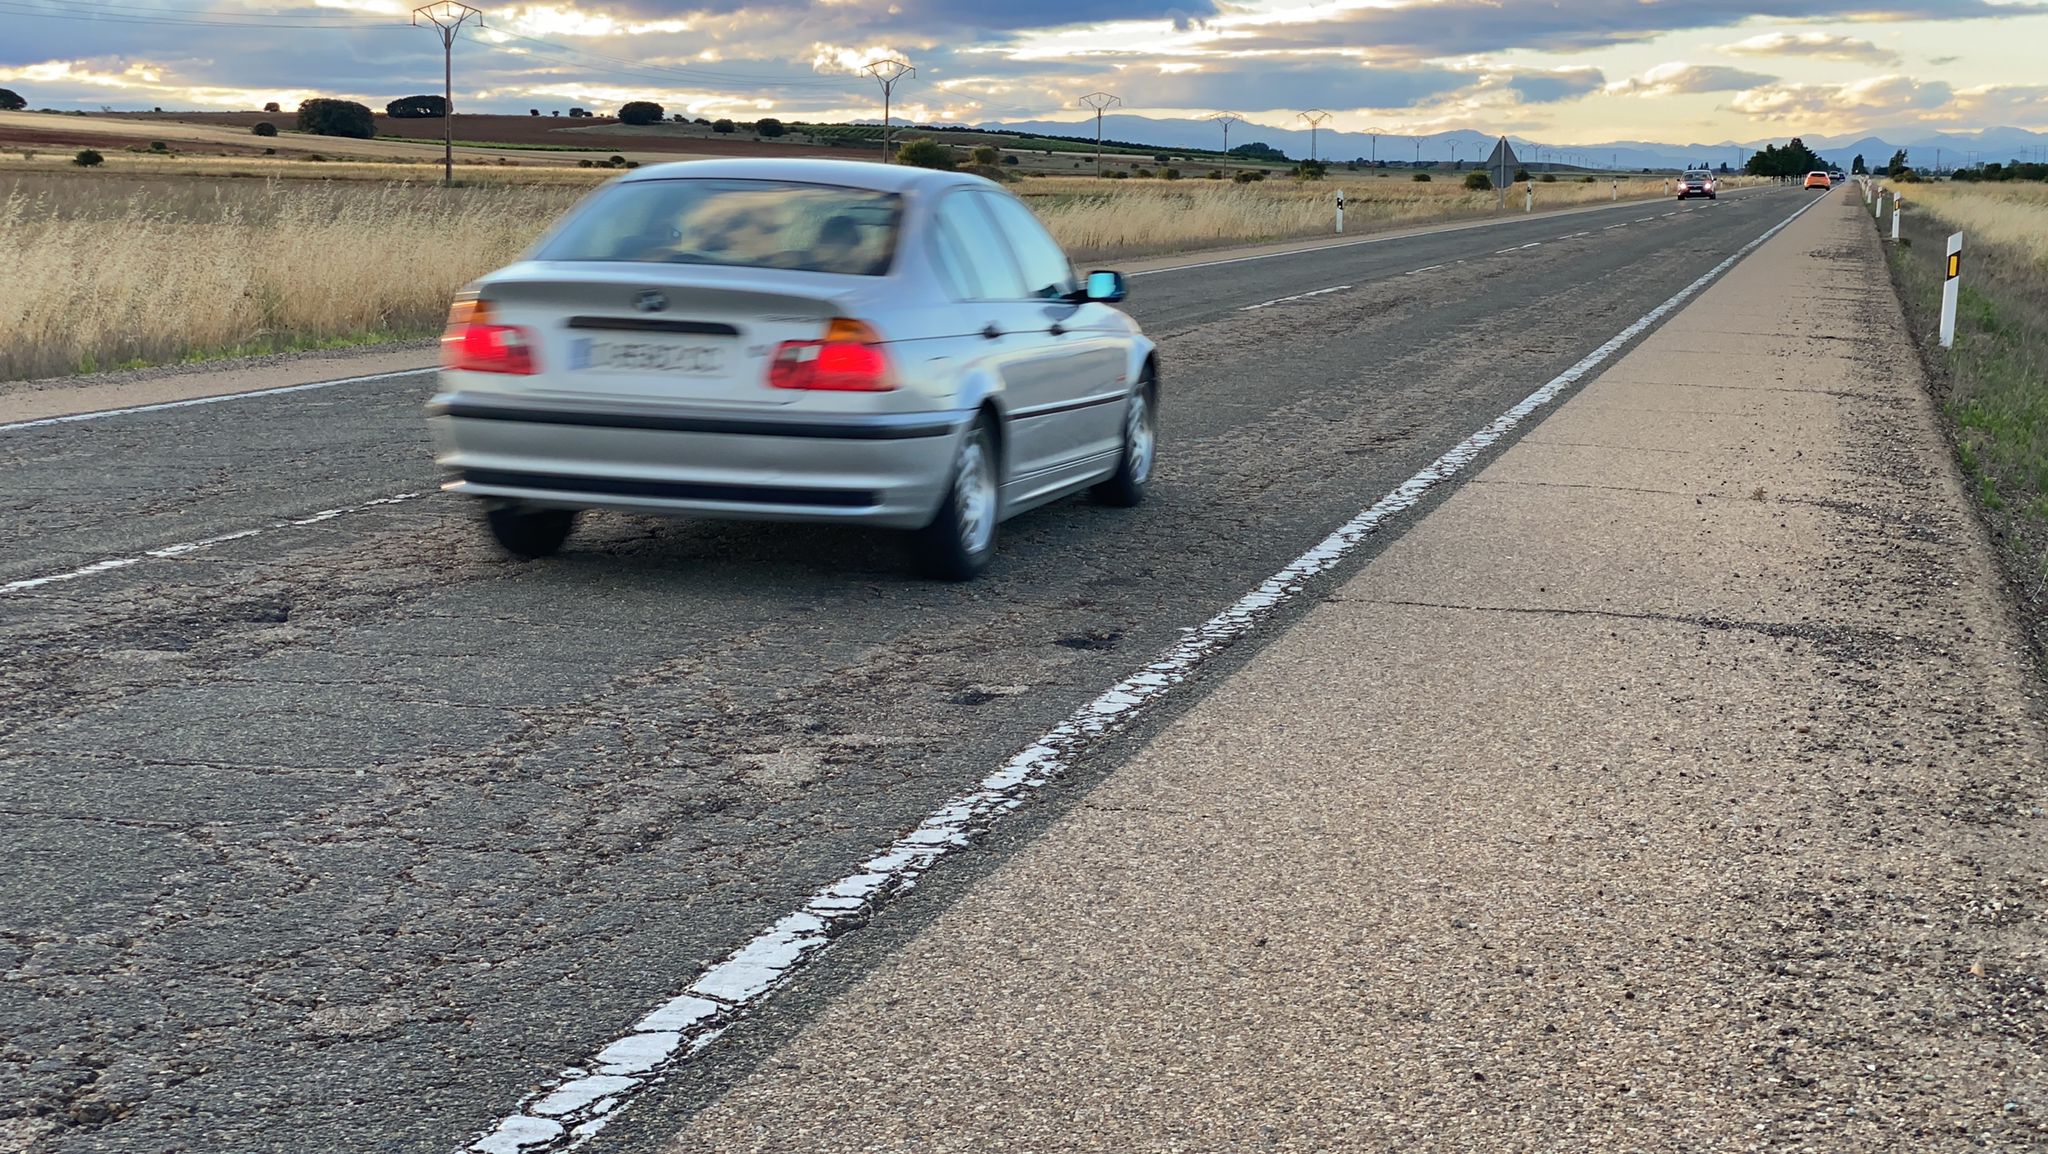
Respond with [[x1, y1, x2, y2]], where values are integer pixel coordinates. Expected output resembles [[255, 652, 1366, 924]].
[[0, 152, 618, 185], [1, 174, 589, 379], [3, 165, 1722, 380], [1025, 176, 1678, 259], [1890, 181, 2048, 263]]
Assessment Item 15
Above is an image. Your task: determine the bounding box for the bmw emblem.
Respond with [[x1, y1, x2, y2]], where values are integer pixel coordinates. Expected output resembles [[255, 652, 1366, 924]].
[[633, 290, 668, 313]]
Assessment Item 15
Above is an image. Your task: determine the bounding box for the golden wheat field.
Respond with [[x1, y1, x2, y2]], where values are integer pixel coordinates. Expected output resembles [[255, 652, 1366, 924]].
[[3, 164, 1686, 380], [1891, 181, 2048, 263]]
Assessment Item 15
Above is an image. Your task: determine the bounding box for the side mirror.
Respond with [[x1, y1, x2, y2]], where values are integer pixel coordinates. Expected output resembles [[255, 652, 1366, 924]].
[[1085, 270, 1128, 303]]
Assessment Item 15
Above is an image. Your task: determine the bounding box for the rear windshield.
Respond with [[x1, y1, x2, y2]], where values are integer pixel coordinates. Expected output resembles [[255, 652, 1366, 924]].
[[534, 178, 902, 276]]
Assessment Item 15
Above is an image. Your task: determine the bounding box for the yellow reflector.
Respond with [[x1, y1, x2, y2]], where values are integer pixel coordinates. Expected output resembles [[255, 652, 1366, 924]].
[[823, 317, 882, 344], [1947, 255, 1961, 279]]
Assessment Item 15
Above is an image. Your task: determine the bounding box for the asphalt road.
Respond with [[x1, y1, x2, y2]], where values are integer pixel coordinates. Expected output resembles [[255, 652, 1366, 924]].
[[1, 186, 1807, 1153]]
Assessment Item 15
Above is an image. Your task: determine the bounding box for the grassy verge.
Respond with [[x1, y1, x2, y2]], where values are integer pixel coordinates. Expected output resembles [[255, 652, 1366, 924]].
[[1882, 182, 2048, 654]]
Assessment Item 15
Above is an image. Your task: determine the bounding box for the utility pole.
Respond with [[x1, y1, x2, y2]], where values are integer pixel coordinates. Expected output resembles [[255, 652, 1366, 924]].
[[1081, 91, 1122, 178], [412, 0, 483, 188], [1210, 111, 1243, 159], [863, 59, 914, 163], [1297, 108, 1331, 164], [1367, 125, 1383, 166], [1412, 135, 1424, 167]]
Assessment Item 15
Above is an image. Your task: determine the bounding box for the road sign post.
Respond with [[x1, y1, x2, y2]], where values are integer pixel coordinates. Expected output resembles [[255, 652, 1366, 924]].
[[1939, 232, 1963, 348]]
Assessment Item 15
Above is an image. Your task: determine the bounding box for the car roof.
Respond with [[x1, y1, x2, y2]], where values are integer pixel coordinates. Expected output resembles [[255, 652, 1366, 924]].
[[612, 157, 993, 196]]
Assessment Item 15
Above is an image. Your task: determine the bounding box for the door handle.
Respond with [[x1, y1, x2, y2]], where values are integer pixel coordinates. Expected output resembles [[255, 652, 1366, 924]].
[[1048, 323, 1066, 337], [981, 323, 1003, 340]]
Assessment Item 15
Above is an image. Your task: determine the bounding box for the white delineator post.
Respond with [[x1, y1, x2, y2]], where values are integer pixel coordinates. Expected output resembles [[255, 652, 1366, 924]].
[[1940, 231, 1963, 349], [1611, 178, 1617, 201], [1525, 183, 1533, 213], [1335, 189, 1345, 234], [1875, 190, 1885, 220], [1892, 194, 1902, 242]]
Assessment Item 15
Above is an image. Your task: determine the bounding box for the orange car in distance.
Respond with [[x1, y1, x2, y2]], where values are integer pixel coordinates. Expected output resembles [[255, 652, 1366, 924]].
[[1804, 171, 1833, 190]]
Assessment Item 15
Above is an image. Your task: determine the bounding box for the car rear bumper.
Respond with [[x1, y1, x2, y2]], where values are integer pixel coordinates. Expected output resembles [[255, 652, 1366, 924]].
[[427, 391, 968, 529]]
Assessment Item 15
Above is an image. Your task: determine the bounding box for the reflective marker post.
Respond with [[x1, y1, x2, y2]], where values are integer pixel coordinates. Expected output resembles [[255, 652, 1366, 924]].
[[1892, 194, 1902, 242], [1335, 189, 1345, 234], [1940, 232, 1964, 349], [1875, 190, 1885, 220]]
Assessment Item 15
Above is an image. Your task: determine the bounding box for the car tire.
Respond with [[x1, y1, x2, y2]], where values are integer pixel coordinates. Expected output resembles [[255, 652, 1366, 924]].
[[1093, 374, 1157, 508], [911, 416, 999, 581], [483, 503, 576, 559]]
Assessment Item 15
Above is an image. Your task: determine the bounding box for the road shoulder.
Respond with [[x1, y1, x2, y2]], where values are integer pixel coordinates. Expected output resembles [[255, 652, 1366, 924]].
[[658, 190, 2048, 1148]]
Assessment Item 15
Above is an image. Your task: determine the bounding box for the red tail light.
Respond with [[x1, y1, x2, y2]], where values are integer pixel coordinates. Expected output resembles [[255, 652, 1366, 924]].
[[442, 298, 537, 375], [769, 318, 896, 392]]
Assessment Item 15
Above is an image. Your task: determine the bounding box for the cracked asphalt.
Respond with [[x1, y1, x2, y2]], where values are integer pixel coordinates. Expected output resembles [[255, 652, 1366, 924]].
[[0, 189, 1838, 1153]]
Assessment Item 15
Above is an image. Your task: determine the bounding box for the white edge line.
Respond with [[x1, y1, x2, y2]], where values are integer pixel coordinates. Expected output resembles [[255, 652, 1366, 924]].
[[463, 190, 1828, 1154], [0, 492, 425, 595], [0, 367, 434, 434]]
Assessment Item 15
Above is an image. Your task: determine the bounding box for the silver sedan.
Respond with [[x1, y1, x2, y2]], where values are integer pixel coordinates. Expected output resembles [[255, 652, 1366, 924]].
[[426, 158, 1158, 580]]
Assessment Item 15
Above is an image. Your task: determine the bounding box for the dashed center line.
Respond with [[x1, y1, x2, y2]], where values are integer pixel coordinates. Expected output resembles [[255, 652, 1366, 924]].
[[1520, 242, 1542, 249], [0, 492, 426, 596], [1605, 223, 1629, 230], [1240, 284, 1351, 311]]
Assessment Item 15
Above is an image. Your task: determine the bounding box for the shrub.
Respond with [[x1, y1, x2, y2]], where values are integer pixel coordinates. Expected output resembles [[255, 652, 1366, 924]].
[[149, 140, 169, 152], [1463, 171, 1492, 191], [1162, 167, 1181, 180], [624, 160, 640, 169], [307, 154, 327, 162], [756, 117, 785, 138], [263, 101, 280, 113], [568, 107, 588, 118], [970, 145, 998, 166], [252, 122, 278, 137], [1001, 154, 1019, 166], [896, 138, 955, 170], [1296, 159, 1327, 181], [72, 149, 104, 168], [693, 117, 711, 126], [1134, 168, 1154, 178], [577, 159, 596, 168], [1412, 172, 1432, 182], [1232, 169, 1264, 183], [263, 147, 276, 155], [712, 119, 735, 134], [1109, 170, 1130, 179], [297, 98, 375, 139], [1, 89, 29, 112], [1512, 167, 1531, 182], [530, 109, 540, 117], [1540, 173, 1557, 183], [1154, 154, 1170, 164], [618, 101, 664, 125], [608, 154, 626, 166], [1206, 169, 1224, 180], [386, 95, 447, 119], [1580, 175, 1595, 183]]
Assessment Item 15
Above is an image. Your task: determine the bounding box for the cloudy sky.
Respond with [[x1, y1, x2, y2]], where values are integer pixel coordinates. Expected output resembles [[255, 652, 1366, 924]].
[[4, 0, 2046, 143]]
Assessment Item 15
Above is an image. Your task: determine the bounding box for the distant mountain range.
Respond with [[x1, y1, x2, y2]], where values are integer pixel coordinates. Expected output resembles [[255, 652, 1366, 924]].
[[970, 114, 2048, 172]]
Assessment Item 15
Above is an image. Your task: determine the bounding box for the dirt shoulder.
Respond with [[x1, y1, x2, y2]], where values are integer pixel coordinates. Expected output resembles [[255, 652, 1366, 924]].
[[663, 189, 2048, 1149], [0, 343, 437, 427]]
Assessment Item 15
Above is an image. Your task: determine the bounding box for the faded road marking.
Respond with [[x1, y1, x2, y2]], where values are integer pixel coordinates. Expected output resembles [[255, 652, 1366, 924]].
[[0, 493, 426, 596], [463, 190, 1831, 1154], [1241, 284, 1352, 311]]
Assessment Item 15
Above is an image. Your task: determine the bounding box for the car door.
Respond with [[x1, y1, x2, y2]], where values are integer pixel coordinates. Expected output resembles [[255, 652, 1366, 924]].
[[966, 191, 1128, 492]]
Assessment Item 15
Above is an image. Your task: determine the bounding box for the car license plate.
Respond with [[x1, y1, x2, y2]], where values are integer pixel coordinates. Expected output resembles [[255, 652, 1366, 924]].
[[571, 337, 725, 376]]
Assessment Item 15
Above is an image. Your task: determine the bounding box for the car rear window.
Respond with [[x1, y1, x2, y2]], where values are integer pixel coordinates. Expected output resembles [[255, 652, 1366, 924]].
[[534, 178, 902, 276]]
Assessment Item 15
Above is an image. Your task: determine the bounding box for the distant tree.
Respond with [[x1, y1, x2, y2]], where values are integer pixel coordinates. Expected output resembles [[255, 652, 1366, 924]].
[[1295, 158, 1326, 180], [0, 88, 24, 112], [756, 117, 785, 138], [1887, 148, 1910, 177], [1513, 167, 1531, 182], [712, 118, 735, 134], [1464, 171, 1492, 191], [297, 98, 375, 139], [252, 122, 278, 137], [530, 108, 541, 117], [1411, 171, 1431, 182], [551, 110, 561, 117], [896, 137, 955, 170], [263, 101, 281, 113], [1228, 141, 1288, 163], [969, 144, 998, 166], [386, 94, 447, 119], [1161, 166, 1180, 179], [568, 107, 588, 118], [1851, 153, 1867, 174], [618, 101, 664, 125], [72, 148, 103, 167], [693, 117, 711, 126]]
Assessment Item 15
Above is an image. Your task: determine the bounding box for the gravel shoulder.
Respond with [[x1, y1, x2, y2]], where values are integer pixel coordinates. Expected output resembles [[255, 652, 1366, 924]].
[[660, 190, 2048, 1150]]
